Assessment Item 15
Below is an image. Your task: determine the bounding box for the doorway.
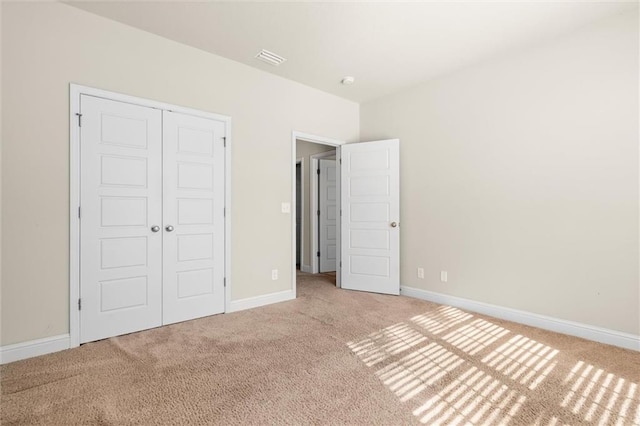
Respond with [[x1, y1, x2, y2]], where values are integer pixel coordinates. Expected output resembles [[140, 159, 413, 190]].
[[292, 132, 344, 292], [296, 142, 337, 273], [292, 132, 401, 298]]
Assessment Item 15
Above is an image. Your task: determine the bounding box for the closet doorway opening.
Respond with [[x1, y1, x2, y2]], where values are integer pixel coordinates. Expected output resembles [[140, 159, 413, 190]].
[[70, 84, 232, 348]]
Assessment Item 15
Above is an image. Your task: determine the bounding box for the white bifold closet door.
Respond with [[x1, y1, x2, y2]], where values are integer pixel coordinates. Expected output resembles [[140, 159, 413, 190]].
[[162, 111, 225, 325], [79, 95, 225, 344]]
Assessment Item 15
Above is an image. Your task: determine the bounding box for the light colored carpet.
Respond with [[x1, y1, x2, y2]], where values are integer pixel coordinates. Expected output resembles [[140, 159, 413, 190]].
[[2, 272, 639, 425]]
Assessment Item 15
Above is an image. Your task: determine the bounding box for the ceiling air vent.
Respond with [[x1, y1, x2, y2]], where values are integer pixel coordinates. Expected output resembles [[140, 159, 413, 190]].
[[255, 49, 286, 66]]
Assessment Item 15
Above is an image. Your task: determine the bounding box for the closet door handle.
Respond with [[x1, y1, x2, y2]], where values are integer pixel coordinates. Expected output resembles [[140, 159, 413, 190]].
[[151, 225, 160, 232], [165, 225, 174, 232]]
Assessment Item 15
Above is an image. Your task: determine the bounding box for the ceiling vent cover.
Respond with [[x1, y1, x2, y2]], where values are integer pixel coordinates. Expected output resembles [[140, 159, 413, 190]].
[[255, 49, 286, 66]]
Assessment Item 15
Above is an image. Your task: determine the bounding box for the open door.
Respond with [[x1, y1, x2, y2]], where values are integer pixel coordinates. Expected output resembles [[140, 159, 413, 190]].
[[340, 139, 399, 295], [319, 158, 337, 272]]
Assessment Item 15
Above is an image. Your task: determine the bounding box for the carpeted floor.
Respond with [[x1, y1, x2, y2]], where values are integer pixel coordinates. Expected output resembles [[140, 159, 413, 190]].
[[2, 272, 639, 425]]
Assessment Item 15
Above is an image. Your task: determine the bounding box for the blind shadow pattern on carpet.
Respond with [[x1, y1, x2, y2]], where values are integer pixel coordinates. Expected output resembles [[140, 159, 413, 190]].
[[348, 306, 639, 425]]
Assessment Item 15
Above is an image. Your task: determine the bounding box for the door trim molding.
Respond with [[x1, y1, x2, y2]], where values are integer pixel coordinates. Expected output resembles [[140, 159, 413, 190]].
[[69, 84, 232, 348], [296, 158, 304, 271], [291, 131, 345, 294]]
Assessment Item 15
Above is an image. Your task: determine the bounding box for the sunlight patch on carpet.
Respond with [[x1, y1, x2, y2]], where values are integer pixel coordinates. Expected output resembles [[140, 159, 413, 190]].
[[375, 342, 465, 402], [347, 322, 428, 367], [412, 306, 473, 335], [348, 307, 639, 425], [482, 335, 558, 390], [413, 366, 527, 425], [561, 360, 640, 425], [441, 318, 510, 356], [348, 308, 565, 425]]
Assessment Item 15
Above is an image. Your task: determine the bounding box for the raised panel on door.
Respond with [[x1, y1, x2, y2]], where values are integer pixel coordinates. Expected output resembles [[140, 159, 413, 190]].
[[340, 139, 400, 295], [79, 95, 163, 343], [319, 159, 337, 272], [162, 111, 225, 325]]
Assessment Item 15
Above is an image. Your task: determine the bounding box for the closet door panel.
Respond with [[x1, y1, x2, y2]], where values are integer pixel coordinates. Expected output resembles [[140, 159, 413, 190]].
[[79, 95, 163, 343], [162, 111, 226, 325]]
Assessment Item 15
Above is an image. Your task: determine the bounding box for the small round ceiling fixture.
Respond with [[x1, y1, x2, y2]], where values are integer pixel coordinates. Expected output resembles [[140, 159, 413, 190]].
[[341, 76, 355, 85]]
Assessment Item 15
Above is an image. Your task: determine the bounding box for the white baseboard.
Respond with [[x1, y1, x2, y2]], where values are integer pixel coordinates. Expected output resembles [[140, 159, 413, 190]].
[[2, 290, 296, 364], [1, 334, 71, 364], [301, 264, 313, 273], [227, 289, 295, 313], [400, 286, 639, 352]]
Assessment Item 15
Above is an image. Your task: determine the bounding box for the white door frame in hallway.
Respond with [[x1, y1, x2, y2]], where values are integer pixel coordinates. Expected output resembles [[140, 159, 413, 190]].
[[69, 84, 232, 348], [291, 132, 345, 295], [296, 158, 304, 270]]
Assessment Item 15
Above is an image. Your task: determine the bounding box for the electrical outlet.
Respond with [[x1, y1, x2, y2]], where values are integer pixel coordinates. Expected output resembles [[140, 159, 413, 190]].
[[272, 269, 278, 280], [281, 202, 291, 213], [440, 271, 448, 283], [417, 267, 424, 279]]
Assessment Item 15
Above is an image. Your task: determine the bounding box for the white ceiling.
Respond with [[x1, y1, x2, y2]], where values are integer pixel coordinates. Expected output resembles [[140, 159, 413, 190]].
[[67, 1, 636, 103]]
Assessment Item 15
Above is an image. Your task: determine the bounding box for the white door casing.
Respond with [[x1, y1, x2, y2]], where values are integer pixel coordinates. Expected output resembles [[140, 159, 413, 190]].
[[162, 111, 226, 325], [340, 139, 400, 295], [79, 95, 163, 343], [319, 159, 337, 272]]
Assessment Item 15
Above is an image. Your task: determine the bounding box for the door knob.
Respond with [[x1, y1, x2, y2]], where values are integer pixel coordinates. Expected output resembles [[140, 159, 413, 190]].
[[165, 225, 174, 232], [151, 225, 160, 232], [390, 222, 398, 228]]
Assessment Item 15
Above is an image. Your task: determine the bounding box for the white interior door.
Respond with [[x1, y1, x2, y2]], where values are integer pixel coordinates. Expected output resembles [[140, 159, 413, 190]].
[[80, 95, 163, 343], [319, 159, 337, 272], [162, 111, 226, 325], [340, 139, 400, 295]]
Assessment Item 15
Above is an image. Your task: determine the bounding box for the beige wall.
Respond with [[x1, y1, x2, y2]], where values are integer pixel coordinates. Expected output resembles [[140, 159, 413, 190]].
[[295, 140, 336, 268], [0, 3, 359, 345], [361, 10, 639, 335]]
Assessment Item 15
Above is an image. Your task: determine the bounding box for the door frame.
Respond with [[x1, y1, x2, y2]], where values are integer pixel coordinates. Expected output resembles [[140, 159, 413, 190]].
[[310, 151, 337, 274], [69, 84, 232, 348], [295, 158, 304, 270], [291, 132, 344, 293]]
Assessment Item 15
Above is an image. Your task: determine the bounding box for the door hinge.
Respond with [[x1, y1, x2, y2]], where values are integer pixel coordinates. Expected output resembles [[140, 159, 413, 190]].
[[78, 206, 81, 219], [340, 209, 342, 216], [224, 277, 226, 287], [317, 251, 320, 257], [223, 208, 226, 217], [340, 261, 342, 268], [317, 168, 320, 175], [78, 298, 81, 310], [317, 210, 320, 216], [76, 113, 82, 127], [223, 137, 226, 147], [339, 158, 342, 164]]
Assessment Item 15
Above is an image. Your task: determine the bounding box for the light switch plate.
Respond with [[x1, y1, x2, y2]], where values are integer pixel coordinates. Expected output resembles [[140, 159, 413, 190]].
[[281, 202, 291, 213]]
